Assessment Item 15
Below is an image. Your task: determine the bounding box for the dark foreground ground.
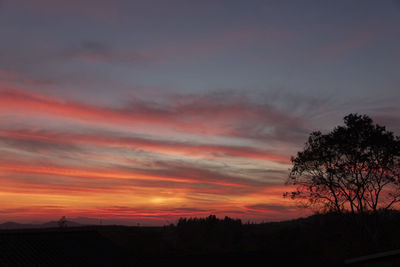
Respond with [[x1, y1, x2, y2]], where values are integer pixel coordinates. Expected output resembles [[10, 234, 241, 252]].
[[1, 212, 400, 266]]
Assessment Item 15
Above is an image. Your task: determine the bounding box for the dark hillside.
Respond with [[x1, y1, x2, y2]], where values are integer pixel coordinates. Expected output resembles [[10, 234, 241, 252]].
[[1, 212, 400, 266]]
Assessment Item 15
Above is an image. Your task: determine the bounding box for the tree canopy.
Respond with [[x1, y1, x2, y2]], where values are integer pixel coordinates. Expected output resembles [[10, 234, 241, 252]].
[[285, 114, 400, 214]]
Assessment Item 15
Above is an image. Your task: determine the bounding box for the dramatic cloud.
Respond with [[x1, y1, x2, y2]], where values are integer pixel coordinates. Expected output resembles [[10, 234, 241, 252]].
[[0, 88, 309, 142], [1, 0, 399, 225], [0, 128, 290, 163], [0, 87, 301, 223]]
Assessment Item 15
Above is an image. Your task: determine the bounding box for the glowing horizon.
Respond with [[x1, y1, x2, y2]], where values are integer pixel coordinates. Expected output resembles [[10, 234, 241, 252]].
[[0, 87, 304, 225]]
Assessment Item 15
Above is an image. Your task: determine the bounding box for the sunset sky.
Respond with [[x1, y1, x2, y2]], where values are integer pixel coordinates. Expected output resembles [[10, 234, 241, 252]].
[[1, 0, 400, 225]]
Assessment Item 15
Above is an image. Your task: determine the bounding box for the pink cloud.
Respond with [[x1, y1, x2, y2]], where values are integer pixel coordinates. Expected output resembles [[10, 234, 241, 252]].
[[0, 88, 307, 141], [0, 129, 290, 163]]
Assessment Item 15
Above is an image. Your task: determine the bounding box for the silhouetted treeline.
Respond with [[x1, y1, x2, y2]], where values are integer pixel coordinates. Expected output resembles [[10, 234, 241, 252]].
[[176, 215, 242, 252], [177, 215, 242, 227]]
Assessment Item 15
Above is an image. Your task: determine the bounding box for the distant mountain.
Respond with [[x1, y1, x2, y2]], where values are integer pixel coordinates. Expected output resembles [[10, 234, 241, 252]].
[[40, 220, 82, 228], [0, 220, 83, 230], [0, 222, 37, 230]]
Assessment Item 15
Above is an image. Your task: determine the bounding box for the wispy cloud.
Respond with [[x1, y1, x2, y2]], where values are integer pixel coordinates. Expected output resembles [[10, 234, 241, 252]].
[[62, 41, 160, 65], [0, 88, 309, 143], [0, 129, 290, 163], [0, 69, 53, 87]]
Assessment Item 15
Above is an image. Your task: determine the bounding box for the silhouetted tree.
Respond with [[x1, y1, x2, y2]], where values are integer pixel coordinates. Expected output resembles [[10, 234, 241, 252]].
[[176, 215, 242, 251], [285, 114, 400, 214], [58, 216, 67, 228]]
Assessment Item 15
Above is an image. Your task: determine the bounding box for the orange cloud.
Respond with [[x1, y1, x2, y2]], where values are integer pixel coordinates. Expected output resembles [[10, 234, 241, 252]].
[[0, 88, 231, 135], [0, 88, 300, 224], [0, 129, 290, 163], [0, 161, 249, 188]]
